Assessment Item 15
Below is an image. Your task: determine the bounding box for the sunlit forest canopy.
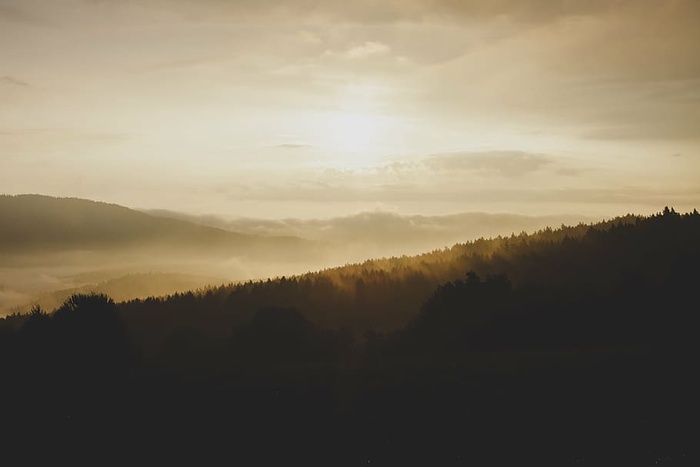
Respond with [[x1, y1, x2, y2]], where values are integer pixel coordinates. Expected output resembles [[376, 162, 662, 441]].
[[93, 208, 699, 352]]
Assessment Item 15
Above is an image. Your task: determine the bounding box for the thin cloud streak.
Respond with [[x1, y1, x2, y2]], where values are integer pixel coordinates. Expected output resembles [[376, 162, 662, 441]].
[[423, 151, 552, 177], [0, 75, 30, 87]]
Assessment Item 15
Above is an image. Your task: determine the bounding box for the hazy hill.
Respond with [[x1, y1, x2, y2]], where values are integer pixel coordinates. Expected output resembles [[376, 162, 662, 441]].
[[0, 194, 315, 260], [144, 207, 597, 258], [0, 194, 326, 314], [0, 194, 601, 315]]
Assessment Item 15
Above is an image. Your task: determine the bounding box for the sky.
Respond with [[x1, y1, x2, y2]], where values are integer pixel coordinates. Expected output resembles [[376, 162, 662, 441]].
[[1, 0, 699, 219]]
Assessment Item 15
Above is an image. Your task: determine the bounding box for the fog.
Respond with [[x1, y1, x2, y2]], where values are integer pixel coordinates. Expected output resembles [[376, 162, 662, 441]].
[[0, 194, 597, 315], [145, 208, 597, 258]]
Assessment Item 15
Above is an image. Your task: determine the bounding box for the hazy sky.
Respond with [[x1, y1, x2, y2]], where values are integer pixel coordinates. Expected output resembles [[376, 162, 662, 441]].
[[1, 0, 699, 218]]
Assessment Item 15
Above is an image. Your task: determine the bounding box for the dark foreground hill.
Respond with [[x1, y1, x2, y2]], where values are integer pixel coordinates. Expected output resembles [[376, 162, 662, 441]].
[[0, 208, 698, 465], [114, 207, 695, 354]]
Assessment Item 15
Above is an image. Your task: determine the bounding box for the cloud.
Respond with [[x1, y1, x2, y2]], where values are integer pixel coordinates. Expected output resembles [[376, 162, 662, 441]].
[[0, 75, 30, 87], [582, 121, 700, 142], [188, 157, 698, 216], [556, 168, 588, 177], [276, 143, 315, 149], [296, 29, 323, 44], [191, 149, 589, 210], [0, 128, 48, 136], [6, 1, 699, 32], [345, 41, 391, 59], [0, 128, 134, 160], [428, 0, 679, 24], [540, 5, 700, 85], [142, 0, 699, 32], [423, 151, 552, 177], [0, 4, 40, 24], [0, 128, 132, 141]]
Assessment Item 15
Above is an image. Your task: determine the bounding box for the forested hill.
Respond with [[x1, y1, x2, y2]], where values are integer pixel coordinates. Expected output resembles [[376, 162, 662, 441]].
[[1, 207, 698, 465], [0, 194, 315, 260], [117, 207, 699, 353]]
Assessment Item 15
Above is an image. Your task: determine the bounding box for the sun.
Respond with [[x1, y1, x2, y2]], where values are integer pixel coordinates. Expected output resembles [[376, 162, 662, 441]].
[[323, 112, 382, 165]]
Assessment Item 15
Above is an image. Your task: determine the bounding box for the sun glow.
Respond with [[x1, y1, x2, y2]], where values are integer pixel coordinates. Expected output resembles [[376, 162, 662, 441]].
[[317, 111, 384, 167], [329, 112, 380, 151]]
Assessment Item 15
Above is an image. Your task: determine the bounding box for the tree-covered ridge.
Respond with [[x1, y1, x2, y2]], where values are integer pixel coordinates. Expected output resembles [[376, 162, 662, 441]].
[[114, 208, 696, 353], [1, 207, 697, 465]]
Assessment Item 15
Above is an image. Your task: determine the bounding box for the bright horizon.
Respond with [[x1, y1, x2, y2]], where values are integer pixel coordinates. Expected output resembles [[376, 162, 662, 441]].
[[2, 0, 699, 219]]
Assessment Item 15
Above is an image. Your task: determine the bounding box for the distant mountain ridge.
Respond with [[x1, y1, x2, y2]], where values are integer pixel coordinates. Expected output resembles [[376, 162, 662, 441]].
[[143, 207, 598, 257], [0, 194, 315, 260]]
